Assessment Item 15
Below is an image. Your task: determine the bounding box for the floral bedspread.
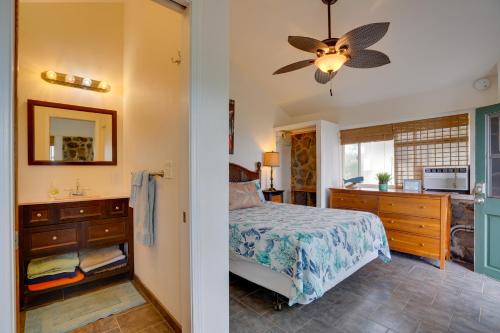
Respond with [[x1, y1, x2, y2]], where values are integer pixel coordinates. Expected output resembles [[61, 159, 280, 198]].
[[229, 202, 391, 305]]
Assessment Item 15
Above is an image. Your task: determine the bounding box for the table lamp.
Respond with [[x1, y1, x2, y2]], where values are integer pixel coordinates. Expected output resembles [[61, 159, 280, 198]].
[[263, 151, 280, 191]]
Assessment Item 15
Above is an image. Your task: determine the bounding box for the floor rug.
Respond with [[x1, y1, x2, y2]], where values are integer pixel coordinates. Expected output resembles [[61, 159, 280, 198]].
[[25, 281, 146, 333]]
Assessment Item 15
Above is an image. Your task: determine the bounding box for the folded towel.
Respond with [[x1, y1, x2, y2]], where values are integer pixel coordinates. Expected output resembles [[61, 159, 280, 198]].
[[130, 171, 156, 246], [80, 254, 126, 273], [27, 270, 85, 292], [27, 252, 79, 279], [84, 258, 127, 276], [26, 269, 78, 285], [79, 246, 123, 270]]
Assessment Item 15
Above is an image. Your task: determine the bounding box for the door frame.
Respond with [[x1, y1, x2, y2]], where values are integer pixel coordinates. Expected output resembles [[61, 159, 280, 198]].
[[0, 0, 16, 332]]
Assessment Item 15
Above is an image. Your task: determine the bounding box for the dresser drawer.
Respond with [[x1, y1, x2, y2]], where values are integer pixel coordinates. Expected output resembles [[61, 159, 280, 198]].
[[380, 213, 441, 238], [107, 199, 129, 217], [59, 202, 103, 222], [386, 230, 440, 258], [86, 220, 127, 246], [29, 226, 80, 256], [379, 196, 441, 219], [330, 193, 378, 211]]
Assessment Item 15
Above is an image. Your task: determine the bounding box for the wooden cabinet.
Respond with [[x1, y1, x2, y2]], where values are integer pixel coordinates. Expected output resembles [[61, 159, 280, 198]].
[[263, 190, 284, 203], [329, 188, 450, 269], [18, 197, 133, 309]]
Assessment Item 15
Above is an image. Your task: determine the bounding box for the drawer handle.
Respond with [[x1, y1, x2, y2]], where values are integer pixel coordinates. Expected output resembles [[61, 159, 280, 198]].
[[389, 203, 394, 206], [420, 225, 425, 228], [361, 200, 367, 203], [36, 213, 42, 218], [389, 220, 395, 224], [79, 209, 85, 214], [340, 198, 344, 201], [420, 206, 426, 209], [390, 237, 395, 241], [105, 229, 110, 233], [52, 236, 58, 241], [420, 243, 425, 247], [115, 206, 120, 210]]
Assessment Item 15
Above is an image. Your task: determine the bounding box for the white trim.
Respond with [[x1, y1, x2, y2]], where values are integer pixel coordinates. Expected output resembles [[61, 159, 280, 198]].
[[189, 0, 230, 332], [0, 0, 16, 332]]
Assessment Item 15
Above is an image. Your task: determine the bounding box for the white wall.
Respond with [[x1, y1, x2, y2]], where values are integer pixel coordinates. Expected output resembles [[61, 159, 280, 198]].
[[317, 120, 341, 208], [285, 77, 499, 129], [229, 63, 291, 189], [123, 0, 184, 323], [17, 3, 125, 203], [0, 0, 15, 331]]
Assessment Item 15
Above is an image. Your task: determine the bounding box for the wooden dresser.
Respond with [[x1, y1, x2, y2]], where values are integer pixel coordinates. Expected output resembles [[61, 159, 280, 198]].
[[329, 188, 451, 269], [18, 197, 134, 309]]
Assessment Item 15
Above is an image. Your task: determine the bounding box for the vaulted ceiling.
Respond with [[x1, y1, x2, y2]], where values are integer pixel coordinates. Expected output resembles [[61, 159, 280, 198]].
[[231, 0, 500, 117]]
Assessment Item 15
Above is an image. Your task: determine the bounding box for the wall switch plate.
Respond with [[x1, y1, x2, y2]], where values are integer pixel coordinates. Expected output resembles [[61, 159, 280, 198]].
[[164, 161, 174, 179]]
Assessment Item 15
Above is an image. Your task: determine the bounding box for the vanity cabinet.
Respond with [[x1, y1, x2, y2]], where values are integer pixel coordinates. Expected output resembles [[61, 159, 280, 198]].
[[18, 197, 134, 309]]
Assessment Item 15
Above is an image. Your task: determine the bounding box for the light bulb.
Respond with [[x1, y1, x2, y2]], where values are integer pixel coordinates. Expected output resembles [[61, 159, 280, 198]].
[[82, 78, 92, 87], [314, 53, 347, 73], [65, 75, 75, 84], [45, 70, 57, 80], [98, 81, 109, 90]]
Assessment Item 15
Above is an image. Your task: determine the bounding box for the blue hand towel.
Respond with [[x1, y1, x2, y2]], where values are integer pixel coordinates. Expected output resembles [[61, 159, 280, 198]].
[[130, 171, 156, 247]]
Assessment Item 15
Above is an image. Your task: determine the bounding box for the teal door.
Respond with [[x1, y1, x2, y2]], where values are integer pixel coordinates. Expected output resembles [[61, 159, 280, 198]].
[[475, 104, 500, 280]]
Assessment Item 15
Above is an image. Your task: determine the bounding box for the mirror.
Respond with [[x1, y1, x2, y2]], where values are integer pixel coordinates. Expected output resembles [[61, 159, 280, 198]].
[[28, 100, 117, 165]]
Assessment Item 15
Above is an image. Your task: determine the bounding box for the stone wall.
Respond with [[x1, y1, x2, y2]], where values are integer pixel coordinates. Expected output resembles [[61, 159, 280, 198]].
[[451, 199, 474, 264], [291, 132, 316, 188]]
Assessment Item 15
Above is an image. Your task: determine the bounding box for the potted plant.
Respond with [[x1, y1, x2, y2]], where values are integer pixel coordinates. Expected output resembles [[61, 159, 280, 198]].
[[376, 172, 391, 192]]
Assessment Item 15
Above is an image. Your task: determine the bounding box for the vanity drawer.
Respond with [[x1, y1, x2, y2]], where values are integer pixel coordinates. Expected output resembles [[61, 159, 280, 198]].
[[380, 213, 441, 238], [386, 230, 440, 259], [28, 225, 80, 256], [59, 201, 103, 222], [22, 205, 54, 227], [107, 199, 129, 218], [86, 220, 127, 246]]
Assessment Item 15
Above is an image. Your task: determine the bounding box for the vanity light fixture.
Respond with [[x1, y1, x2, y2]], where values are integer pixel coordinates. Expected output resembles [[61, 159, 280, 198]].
[[41, 70, 111, 93]]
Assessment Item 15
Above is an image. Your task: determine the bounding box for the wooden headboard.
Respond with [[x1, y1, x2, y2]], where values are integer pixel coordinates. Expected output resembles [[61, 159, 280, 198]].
[[229, 162, 261, 182]]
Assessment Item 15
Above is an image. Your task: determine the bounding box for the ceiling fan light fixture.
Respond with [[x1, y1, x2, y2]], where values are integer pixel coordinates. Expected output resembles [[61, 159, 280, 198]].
[[314, 53, 347, 73]]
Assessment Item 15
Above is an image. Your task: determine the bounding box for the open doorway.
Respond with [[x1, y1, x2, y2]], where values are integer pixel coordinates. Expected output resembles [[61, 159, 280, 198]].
[[15, 1, 190, 332]]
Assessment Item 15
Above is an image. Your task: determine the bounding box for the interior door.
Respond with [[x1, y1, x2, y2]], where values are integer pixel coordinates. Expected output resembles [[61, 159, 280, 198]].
[[475, 104, 500, 280]]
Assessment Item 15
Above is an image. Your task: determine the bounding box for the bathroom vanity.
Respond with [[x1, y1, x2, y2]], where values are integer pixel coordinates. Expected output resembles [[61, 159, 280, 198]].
[[18, 197, 133, 309]]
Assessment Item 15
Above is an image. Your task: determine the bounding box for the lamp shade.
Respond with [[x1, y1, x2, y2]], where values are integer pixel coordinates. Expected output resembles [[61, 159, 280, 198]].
[[263, 151, 280, 167]]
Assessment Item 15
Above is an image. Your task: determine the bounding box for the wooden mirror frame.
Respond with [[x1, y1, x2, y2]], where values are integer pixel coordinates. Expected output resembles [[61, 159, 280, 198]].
[[27, 99, 117, 165]]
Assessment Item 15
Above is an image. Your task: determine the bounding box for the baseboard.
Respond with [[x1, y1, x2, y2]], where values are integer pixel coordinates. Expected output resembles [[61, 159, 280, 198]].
[[132, 275, 182, 333]]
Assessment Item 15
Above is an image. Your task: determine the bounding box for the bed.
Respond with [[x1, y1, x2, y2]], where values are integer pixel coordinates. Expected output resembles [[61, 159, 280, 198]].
[[229, 162, 391, 306]]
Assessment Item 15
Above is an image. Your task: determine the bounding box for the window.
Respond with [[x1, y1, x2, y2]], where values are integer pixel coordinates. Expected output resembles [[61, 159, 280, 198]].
[[343, 140, 394, 185], [340, 114, 469, 188]]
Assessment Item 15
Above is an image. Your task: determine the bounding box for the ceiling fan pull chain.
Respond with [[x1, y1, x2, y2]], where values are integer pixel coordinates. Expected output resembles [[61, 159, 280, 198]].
[[330, 80, 333, 96]]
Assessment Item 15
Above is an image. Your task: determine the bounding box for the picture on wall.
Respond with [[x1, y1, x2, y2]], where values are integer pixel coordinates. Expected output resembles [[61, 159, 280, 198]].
[[229, 99, 235, 154]]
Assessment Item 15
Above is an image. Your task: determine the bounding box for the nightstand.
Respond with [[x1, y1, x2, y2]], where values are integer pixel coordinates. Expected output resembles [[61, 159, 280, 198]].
[[263, 190, 284, 203]]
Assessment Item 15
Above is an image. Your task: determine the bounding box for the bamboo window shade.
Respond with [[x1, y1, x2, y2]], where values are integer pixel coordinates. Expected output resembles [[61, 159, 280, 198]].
[[340, 114, 469, 188]]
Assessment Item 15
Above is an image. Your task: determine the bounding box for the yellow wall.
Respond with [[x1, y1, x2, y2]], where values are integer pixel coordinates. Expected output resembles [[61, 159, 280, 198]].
[[123, 0, 184, 321], [17, 3, 125, 203]]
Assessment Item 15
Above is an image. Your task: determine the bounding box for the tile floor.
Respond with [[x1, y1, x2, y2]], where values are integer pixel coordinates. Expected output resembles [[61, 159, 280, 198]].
[[230, 253, 500, 333]]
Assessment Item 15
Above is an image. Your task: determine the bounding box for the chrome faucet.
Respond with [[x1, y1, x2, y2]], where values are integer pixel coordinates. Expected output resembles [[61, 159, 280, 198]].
[[66, 179, 88, 196]]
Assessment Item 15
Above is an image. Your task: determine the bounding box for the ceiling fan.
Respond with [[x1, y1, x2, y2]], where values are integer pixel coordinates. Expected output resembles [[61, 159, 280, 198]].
[[273, 0, 390, 85]]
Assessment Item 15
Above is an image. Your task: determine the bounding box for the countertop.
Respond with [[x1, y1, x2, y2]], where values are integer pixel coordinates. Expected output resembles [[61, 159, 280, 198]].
[[331, 187, 474, 201], [18, 194, 130, 206]]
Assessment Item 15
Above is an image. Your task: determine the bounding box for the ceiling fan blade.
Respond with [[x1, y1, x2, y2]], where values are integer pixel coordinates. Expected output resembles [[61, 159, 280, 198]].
[[336, 22, 389, 51], [314, 69, 337, 84], [345, 49, 390, 68], [288, 36, 329, 53], [273, 59, 315, 75]]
